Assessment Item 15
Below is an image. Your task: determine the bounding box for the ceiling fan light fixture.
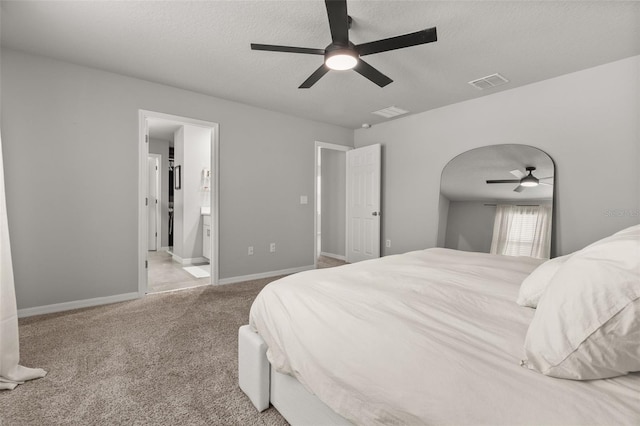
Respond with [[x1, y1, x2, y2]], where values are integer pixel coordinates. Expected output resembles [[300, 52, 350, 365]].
[[325, 49, 358, 70], [252, 1, 437, 87], [520, 174, 539, 187]]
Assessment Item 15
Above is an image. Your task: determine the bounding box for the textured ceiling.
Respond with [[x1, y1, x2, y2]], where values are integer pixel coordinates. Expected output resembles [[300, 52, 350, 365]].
[[1, 1, 639, 129]]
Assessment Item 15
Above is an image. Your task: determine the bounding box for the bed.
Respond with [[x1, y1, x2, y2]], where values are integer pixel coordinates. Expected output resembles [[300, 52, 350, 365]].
[[239, 231, 640, 425]]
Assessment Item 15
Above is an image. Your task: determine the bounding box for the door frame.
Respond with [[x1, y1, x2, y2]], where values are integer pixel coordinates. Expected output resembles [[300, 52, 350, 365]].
[[147, 153, 162, 251], [314, 141, 352, 268], [138, 110, 220, 296]]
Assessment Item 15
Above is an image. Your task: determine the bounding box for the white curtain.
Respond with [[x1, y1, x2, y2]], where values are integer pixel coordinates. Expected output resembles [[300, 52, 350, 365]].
[[490, 204, 552, 259], [0, 131, 46, 390]]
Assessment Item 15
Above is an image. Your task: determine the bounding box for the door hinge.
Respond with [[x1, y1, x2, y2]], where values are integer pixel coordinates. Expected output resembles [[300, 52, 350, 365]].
[[145, 134, 149, 143], [145, 197, 148, 206], [155, 232, 157, 237], [145, 260, 148, 268]]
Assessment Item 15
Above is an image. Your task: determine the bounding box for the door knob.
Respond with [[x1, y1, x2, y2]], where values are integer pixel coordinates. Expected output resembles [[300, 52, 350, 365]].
[[372, 212, 380, 216]]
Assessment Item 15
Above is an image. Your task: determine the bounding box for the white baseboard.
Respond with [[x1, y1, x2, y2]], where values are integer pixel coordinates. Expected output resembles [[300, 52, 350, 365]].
[[171, 254, 208, 265], [319, 252, 346, 261], [218, 265, 314, 286], [17, 292, 140, 318], [17, 264, 312, 317]]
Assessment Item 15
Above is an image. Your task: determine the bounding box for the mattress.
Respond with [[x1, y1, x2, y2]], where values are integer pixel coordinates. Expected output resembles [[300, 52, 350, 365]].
[[249, 248, 640, 425]]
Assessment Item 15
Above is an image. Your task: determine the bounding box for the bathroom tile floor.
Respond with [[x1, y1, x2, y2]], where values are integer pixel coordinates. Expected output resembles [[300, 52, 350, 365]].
[[147, 250, 210, 294]]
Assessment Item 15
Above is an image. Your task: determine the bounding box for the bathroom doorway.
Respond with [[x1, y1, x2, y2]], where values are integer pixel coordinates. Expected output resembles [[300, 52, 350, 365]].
[[138, 110, 219, 295]]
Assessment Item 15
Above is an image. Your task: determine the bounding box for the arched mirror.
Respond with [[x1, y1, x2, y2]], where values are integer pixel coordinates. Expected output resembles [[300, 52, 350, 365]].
[[438, 144, 555, 259]]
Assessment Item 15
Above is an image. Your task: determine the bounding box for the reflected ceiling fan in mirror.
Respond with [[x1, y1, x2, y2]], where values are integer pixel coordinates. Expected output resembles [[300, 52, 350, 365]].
[[250, 0, 437, 88], [486, 167, 554, 193]]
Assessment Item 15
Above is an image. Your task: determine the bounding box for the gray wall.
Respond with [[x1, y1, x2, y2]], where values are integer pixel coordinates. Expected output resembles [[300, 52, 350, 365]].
[[320, 148, 346, 258], [444, 201, 495, 253], [436, 193, 450, 248], [173, 127, 185, 259], [1, 48, 353, 310], [355, 55, 640, 257], [179, 124, 210, 260], [148, 138, 170, 248]]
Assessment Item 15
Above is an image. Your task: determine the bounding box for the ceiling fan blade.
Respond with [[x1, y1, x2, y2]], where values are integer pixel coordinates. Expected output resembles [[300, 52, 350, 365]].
[[353, 59, 393, 87], [251, 44, 325, 55], [510, 169, 525, 179], [540, 182, 553, 186], [325, 0, 350, 44], [299, 64, 330, 89], [514, 185, 526, 193], [486, 179, 520, 184], [357, 27, 437, 56]]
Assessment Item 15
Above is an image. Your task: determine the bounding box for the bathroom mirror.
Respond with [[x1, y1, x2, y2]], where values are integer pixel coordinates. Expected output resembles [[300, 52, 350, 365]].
[[438, 144, 554, 259]]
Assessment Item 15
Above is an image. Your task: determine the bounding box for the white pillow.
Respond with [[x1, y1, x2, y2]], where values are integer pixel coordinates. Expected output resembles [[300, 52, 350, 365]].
[[523, 229, 640, 380], [517, 255, 571, 308]]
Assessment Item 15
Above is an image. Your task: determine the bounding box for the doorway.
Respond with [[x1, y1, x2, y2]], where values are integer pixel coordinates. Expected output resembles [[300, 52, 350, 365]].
[[314, 142, 382, 266], [138, 110, 219, 295], [314, 142, 351, 268]]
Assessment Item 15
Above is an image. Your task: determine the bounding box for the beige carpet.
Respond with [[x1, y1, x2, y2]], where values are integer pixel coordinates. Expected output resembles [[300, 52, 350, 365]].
[[0, 278, 289, 426]]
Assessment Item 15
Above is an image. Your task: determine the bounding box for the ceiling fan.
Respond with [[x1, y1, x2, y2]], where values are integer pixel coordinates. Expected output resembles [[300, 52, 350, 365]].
[[250, 0, 437, 88], [486, 167, 553, 193]]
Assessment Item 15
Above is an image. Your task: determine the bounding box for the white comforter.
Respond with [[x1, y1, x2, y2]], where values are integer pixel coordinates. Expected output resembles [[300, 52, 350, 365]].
[[249, 248, 640, 425]]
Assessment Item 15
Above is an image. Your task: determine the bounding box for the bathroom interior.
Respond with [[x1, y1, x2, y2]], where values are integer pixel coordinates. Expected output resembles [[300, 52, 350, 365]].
[[147, 118, 213, 293]]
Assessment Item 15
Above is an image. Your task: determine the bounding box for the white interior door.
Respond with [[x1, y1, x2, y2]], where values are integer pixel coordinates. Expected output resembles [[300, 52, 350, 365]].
[[346, 144, 381, 263], [147, 155, 160, 251]]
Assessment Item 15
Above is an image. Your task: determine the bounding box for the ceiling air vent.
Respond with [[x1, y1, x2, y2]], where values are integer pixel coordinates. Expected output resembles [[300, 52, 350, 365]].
[[371, 106, 409, 119], [468, 73, 509, 90]]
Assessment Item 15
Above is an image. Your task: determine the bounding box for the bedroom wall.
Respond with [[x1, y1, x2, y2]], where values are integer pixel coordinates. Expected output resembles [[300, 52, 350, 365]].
[[320, 148, 346, 258], [0, 48, 353, 311], [444, 201, 495, 253], [436, 193, 450, 248], [355, 55, 640, 257]]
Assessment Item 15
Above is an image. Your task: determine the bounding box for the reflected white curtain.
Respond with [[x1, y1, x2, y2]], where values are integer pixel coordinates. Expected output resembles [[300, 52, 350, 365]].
[[0, 131, 46, 390], [490, 204, 552, 259]]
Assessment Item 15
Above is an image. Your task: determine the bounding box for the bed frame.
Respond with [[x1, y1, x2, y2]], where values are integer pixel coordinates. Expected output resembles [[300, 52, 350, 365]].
[[238, 325, 351, 425]]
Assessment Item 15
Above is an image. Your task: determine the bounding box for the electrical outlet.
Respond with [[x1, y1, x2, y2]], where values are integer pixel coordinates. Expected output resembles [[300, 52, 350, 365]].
[[248, 246, 254, 256], [269, 243, 276, 253], [386, 239, 391, 248]]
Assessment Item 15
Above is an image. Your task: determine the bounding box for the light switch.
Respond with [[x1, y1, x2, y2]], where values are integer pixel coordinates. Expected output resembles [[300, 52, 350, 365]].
[[300, 195, 308, 205]]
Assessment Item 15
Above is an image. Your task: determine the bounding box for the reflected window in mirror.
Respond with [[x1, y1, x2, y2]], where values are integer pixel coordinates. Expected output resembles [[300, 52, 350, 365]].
[[490, 204, 552, 258], [438, 144, 555, 259]]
